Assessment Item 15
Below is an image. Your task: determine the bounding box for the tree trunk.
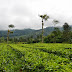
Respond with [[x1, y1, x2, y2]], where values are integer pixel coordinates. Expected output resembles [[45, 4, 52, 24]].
[[42, 19, 44, 43], [53, 25, 56, 43], [7, 32, 9, 44]]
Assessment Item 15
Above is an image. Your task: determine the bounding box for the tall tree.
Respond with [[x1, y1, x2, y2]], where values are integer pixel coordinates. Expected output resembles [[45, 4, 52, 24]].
[[63, 22, 71, 43], [52, 20, 59, 43], [7, 24, 15, 44], [53, 20, 59, 29], [39, 14, 49, 43]]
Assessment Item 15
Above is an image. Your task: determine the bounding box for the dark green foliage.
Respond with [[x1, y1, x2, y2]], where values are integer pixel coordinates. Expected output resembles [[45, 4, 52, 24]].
[[39, 14, 49, 20], [44, 23, 72, 43], [27, 36, 41, 44], [63, 23, 71, 31], [62, 23, 71, 43], [44, 27, 63, 43], [10, 31, 13, 34], [8, 24, 14, 28]]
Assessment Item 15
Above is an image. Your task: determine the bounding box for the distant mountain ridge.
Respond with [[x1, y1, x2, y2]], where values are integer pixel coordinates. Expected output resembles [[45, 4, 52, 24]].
[[0, 26, 72, 38]]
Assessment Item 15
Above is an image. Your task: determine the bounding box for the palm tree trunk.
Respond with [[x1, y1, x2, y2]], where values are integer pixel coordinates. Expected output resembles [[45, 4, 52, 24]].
[[42, 19, 44, 43]]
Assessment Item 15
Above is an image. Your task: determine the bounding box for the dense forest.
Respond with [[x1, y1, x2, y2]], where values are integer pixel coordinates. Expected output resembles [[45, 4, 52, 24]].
[[0, 22, 72, 44]]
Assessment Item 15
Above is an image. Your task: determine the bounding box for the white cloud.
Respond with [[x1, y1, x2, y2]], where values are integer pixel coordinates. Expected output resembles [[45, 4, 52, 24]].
[[0, 0, 72, 30]]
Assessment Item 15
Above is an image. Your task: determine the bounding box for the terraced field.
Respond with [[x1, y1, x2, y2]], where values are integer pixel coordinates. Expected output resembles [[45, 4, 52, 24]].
[[0, 43, 72, 72]]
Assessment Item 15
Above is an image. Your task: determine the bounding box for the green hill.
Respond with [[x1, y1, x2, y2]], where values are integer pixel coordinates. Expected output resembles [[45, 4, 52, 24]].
[[0, 27, 62, 38]]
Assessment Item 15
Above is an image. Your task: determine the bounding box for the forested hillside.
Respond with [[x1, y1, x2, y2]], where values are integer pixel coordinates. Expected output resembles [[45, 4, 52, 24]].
[[0, 27, 62, 38]]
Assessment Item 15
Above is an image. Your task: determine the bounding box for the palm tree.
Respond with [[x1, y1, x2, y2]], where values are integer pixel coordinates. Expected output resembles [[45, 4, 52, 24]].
[[7, 24, 15, 44], [39, 14, 49, 43]]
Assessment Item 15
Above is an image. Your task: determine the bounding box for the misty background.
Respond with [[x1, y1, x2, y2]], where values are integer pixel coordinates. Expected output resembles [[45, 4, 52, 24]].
[[0, 0, 72, 30]]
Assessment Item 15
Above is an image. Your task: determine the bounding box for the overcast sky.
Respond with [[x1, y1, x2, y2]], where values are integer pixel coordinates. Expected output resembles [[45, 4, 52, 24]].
[[0, 0, 72, 30]]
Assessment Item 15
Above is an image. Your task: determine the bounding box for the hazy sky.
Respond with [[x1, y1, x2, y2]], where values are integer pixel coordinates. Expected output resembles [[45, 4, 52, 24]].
[[0, 0, 72, 30]]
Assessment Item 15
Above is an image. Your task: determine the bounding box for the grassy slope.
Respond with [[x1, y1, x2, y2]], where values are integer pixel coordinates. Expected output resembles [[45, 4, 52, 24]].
[[0, 43, 72, 72]]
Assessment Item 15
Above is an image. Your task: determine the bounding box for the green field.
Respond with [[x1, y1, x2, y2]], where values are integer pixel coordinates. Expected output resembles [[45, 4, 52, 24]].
[[0, 43, 72, 72]]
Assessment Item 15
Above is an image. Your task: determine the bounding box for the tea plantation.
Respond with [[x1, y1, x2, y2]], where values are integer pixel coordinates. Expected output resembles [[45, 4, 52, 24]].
[[0, 43, 72, 72]]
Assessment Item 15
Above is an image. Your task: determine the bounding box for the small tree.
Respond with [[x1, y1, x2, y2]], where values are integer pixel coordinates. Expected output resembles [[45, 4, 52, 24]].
[[53, 20, 59, 29], [1, 37, 5, 43], [7, 24, 15, 44], [39, 14, 49, 43], [52, 20, 59, 43]]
